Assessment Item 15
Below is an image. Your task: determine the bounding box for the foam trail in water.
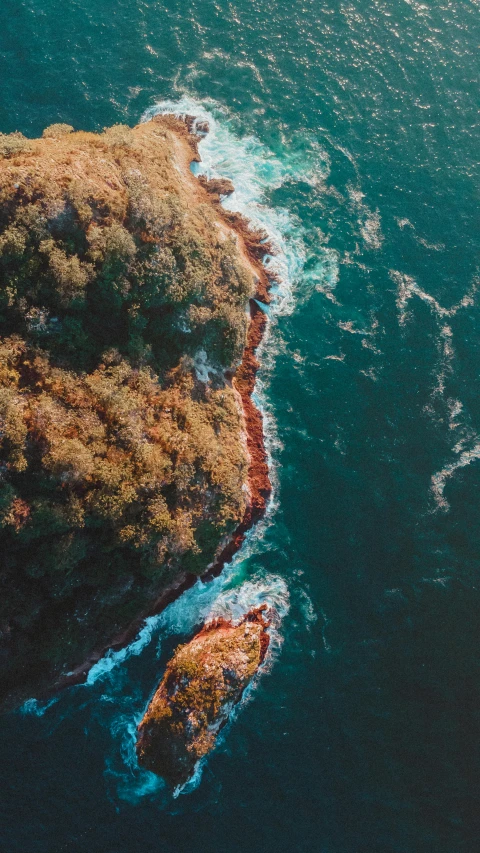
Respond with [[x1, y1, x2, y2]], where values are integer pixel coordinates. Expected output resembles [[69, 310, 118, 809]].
[[391, 269, 477, 327], [392, 268, 480, 508], [347, 184, 384, 250], [396, 217, 446, 252], [431, 441, 480, 511], [19, 696, 59, 717]]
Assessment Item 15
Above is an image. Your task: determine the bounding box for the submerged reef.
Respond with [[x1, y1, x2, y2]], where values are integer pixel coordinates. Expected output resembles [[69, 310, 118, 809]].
[[136, 605, 271, 786], [0, 116, 271, 709]]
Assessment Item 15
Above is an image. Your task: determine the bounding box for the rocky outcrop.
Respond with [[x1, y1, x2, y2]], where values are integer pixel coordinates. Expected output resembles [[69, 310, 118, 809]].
[[136, 606, 271, 786], [198, 175, 235, 200]]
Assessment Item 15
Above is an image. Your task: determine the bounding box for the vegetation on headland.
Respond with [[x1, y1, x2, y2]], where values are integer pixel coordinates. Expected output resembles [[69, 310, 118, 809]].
[[0, 117, 255, 706]]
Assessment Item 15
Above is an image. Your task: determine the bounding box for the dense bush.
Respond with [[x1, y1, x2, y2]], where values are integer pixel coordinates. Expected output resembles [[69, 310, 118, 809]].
[[0, 132, 32, 158], [42, 124, 74, 139]]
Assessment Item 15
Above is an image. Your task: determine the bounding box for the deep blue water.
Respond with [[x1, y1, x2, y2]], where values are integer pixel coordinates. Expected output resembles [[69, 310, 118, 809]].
[[1, 1, 479, 851]]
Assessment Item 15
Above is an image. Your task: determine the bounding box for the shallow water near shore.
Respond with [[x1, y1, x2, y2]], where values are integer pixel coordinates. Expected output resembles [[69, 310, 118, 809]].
[[1, 0, 480, 850]]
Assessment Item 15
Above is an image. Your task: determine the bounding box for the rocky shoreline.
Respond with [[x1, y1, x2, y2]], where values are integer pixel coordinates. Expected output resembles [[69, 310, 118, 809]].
[[47, 116, 273, 697]]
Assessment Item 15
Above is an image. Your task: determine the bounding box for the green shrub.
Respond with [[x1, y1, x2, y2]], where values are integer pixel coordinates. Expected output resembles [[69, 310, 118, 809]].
[[42, 124, 74, 139], [102, 124, 133, 148], [0, 132, 32, 158]]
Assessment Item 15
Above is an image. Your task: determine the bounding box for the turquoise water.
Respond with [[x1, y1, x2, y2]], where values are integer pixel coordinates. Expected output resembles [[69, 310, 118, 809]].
[[1, 0, 479, 850]]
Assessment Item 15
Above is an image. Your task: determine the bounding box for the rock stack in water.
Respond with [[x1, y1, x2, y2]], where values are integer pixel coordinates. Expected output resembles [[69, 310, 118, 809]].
[[136, 606, 270, 786]]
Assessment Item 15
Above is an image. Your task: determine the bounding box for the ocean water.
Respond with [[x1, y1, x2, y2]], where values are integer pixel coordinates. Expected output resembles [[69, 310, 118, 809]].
[[0, 0, 479, 851]]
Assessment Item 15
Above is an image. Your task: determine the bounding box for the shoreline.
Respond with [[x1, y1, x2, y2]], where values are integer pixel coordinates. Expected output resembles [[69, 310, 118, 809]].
[[48, 116, 273, 697]]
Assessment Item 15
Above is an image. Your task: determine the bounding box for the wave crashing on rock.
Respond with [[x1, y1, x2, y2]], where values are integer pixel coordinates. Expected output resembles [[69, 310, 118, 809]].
[[136, 605, 271, 787]]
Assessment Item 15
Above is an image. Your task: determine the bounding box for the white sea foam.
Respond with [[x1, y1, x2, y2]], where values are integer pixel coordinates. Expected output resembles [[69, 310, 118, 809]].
[[390, 268, 477, 327], [104, 708, 167, 805], [338, 320, 369, 335], [324, 352, 345, 362], [395, 216, 445, 251], [297, 588, 318, 630], [319, 608, 332, 653], [390, 267, 480, 510], [431, 441, 480, 511], [142, 95, 336, 315], [19, 696, 59, 717], [86, 612, 167, 685], [347, 184, 384, 250], [447, 398, 463, 431], [143, 95, 339, 509]]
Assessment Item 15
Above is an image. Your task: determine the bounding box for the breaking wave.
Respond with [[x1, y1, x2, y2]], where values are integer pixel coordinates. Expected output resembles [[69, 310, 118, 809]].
[[143, 94, 338, 505], [143, 95, 337, 315]]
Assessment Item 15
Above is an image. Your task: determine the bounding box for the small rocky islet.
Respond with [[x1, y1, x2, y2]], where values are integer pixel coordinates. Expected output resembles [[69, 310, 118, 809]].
[[136, 605, 271, 787]]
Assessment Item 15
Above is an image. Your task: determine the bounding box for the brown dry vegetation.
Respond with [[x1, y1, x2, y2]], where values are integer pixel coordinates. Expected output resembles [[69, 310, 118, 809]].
[[0, 117, 256, 707]]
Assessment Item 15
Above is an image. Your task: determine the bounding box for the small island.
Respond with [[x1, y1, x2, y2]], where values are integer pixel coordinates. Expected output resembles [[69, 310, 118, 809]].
[[136, 605, 271, 787], [0, 116, 271, 710]]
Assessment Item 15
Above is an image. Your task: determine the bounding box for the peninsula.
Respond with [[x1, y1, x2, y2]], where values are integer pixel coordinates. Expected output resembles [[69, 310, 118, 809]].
[[0, 116, 271, 710]]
